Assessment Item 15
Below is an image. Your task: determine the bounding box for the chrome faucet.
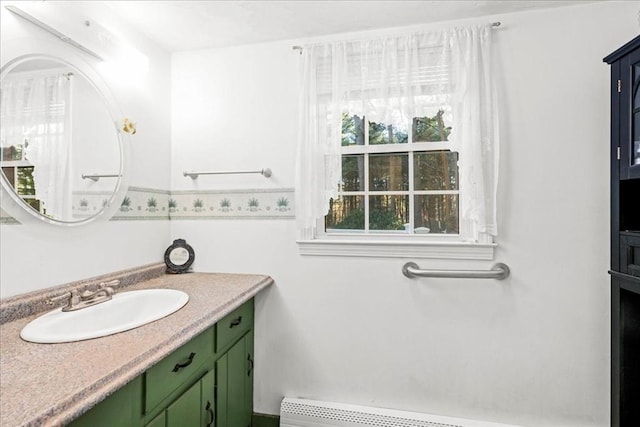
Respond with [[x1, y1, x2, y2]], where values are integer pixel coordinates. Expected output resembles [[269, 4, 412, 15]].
[[47, 280, 120, 312]]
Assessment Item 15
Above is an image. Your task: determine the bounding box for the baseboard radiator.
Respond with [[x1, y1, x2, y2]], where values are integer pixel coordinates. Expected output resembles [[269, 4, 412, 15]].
[[280, 398, 523, 427]]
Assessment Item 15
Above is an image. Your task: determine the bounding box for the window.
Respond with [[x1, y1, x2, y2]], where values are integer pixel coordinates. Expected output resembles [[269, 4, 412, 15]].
[[1, 146, 41, 212], [0, 69, 72, 218], [326, 111, 459, 235], [296, 25, 499, 258]]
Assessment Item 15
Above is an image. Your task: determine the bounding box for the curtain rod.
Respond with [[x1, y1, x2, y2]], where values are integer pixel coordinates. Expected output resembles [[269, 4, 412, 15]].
[[292, 21, 502, 53]]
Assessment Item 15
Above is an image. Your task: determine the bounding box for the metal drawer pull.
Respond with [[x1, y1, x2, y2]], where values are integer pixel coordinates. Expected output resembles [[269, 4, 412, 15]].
[[229, 316, 242, 328], [172, 352, 196, 372], [402, 262, 510, 280], [247, 353, 254, 377], [205, 400, 214, 427]]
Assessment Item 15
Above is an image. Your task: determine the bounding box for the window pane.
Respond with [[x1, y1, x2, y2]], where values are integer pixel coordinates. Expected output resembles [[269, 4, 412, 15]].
[[341, 113, 364, 146], [369, 153, 408, 191], [414, 151, 458, 190], [326, 196, 364, 230], [17, 166, 36, 196], [2, 167, 15, 188], [370, 195, 408, 231], [342, 155, 364, 191], [412, 110, 452, 142], [369, 121, 408, 145], [414, 194, 459, 234], [25, 198, 41, 212], [1, 144, 24, 161]]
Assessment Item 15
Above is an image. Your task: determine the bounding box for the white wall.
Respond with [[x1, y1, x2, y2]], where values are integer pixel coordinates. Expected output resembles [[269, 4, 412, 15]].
[[1, 0, 638, 424], [0, 1, 172, 297], [72, 74, 120, 193], [171, 2, 640, 426]]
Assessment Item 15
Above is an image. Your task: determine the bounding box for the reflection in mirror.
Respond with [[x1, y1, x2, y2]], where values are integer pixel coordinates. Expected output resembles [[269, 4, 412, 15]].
[[0, 56, 123, 223]]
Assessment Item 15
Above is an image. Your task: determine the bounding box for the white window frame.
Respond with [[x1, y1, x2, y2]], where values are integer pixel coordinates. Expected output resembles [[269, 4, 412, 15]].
[[298, 115, 496, 260], [295, 27, 499, 260]]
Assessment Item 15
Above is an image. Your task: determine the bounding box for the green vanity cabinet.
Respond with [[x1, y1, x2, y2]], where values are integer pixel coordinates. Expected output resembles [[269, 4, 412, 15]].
[[147, 369, 215, 427], [215, 300, 255, 427], [146, 412, 166, 427], [69, 299, 255, 427], [216, 330, 254, 427], [68, 376, 143, 427], [144, 327, 215, 416]]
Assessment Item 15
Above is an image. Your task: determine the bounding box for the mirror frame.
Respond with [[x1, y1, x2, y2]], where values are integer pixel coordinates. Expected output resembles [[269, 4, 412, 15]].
[[0, 42, 131, 227]]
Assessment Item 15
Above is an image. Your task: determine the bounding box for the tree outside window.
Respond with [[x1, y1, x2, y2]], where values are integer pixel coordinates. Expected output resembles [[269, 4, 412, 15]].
[[326, 110, 458, 234]]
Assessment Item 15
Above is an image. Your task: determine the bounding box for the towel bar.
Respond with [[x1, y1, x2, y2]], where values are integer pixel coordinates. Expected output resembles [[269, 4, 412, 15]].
[[402, 262, 510, 280], [81, 173, 121, 182], [183, 168, 272, 179]]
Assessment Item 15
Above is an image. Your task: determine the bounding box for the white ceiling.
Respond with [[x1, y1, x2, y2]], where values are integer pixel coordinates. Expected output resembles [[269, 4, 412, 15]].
[[103, 0, 597, 53]]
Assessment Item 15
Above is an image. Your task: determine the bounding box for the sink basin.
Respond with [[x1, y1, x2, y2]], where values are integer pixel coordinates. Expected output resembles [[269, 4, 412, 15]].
[[20, 289, 189, 343]]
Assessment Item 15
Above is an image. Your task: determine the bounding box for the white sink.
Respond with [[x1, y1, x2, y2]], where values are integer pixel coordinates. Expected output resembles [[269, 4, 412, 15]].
[[20, 289, 189, 343]]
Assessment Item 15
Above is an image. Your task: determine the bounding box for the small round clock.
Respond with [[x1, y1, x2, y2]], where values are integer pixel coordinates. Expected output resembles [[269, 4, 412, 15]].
[[164, 239, 195, 274]]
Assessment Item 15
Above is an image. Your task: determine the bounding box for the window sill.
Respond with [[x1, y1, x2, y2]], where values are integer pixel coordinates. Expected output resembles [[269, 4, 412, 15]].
[[297, 238, 496, 260]]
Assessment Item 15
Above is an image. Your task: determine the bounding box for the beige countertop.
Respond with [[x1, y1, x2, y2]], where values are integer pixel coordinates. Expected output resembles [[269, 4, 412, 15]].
[[0, 266, 273, 427]]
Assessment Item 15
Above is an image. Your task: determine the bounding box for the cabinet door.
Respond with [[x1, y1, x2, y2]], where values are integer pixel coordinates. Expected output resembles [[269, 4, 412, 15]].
[[201, 369, 216, 427], [620, 48, 640, 180], [612, 275, 640, 426], [244, 330, 254, 420], [216, 333, 253, 427], [147, 370, 215, 427], [166, 378, 201, 427], [145, 412, 165, 427]]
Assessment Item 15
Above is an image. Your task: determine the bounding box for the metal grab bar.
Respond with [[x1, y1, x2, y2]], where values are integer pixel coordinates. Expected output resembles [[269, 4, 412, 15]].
[[183, 168, 272, 179], [402, 262, 510, 280]]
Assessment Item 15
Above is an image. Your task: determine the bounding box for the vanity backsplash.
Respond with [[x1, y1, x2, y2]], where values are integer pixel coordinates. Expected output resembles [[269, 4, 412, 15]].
[[0, 263, 166, 324]]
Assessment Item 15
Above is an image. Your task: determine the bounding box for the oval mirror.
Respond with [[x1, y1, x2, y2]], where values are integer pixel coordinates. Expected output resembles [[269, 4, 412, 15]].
[[0, 55, 127, 225]]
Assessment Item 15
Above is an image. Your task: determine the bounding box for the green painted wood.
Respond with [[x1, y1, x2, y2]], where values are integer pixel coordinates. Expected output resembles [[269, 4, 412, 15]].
[[227, 336, 247, 427], [216, 333, 254, 427], [145, 411, 165, 427], [216, 352, 229, 427], [70, 298, 255, 427], [145, 327, 214, 413], [251, 413, 280, 427], [69, 376, 143, 427], [245, 330, 254, 419], [216, 300, 253, 353], [166, 378, 201, 427], [201, 370, 215, 427]]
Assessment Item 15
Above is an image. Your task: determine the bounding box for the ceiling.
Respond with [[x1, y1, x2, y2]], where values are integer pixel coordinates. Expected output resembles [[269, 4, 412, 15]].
[[102, 1, 597, 53]]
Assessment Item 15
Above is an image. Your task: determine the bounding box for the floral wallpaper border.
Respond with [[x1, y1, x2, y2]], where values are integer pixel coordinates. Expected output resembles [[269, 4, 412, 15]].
[[164, 188, 295, 220], [1, 187, 295, 224], [111, 187, 171, 221]]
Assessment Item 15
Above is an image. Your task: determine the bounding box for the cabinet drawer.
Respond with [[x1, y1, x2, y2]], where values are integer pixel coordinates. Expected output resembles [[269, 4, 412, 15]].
[[216, 300, 253, 352], [145, 327, 214, 412]]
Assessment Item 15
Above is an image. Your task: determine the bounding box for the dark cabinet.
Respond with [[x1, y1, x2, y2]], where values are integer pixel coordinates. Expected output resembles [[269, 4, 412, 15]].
[[607, 37, 640, 181], [610, 273, 640, 427], [605, 35, 640, 427]]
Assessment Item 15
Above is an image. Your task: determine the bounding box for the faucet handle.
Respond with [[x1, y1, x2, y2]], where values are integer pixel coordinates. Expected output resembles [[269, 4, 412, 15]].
[[99, 279, 120, 289]]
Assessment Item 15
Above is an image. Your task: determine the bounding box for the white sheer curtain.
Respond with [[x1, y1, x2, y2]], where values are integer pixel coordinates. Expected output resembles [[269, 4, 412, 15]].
[[1, 71, 73, 220], [295, 24, 499, 242]]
